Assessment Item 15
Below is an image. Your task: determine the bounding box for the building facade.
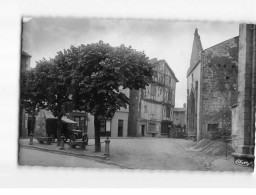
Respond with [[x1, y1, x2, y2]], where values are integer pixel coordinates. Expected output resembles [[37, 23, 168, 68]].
[[187, 29, 239, 141], [19, 51, 32, 138], [128, 59, 178, 137], [173, 104, 187, 128]]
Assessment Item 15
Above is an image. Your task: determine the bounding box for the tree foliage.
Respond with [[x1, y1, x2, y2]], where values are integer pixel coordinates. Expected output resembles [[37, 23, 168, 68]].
[[20, 67, 47, 115], [71, 41, 154, 119], [21, 41, 153, 151]]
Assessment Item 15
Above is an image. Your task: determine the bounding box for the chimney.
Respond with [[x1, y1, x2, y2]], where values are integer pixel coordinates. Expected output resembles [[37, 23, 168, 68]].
[[183, 103, 186, 108]]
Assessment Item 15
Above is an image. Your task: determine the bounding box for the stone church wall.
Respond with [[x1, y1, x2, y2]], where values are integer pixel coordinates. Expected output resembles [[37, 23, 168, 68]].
[[200, 37, 239, 139]]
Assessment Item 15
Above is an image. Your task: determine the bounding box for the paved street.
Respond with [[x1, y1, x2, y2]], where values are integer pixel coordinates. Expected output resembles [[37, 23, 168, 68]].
[[108, 138, 252, 172], [109, 138, 206, 170], [19, 138, 253, 171], [19, 138, 208, 171], [19, 147, 119, 169]]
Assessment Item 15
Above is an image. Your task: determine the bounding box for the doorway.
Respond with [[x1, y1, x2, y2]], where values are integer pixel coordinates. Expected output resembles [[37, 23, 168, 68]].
[[141, 125, 145, 137], [118, 120, 123, 137]]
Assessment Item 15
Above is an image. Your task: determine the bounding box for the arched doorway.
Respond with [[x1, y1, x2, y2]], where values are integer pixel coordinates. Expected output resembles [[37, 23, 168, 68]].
[[188, 90, 196, 137]]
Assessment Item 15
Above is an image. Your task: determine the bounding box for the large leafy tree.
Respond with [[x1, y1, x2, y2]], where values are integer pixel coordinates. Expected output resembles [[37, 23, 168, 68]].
[[21, 55, 74, 145], [21, 41, 153, 151], [20, 69, 40, 135], [35, 54, 74, 146], [71, 41, 154, 152], [20, 64, 50, 135]]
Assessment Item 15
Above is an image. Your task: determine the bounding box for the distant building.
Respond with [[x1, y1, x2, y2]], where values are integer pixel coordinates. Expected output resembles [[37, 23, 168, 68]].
[[128, 58, 178, 137], [173, 103, 187, 128], [187, 29, 239, 141]]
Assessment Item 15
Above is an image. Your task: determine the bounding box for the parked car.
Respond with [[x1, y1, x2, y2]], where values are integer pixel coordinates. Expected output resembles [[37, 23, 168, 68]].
[[46, 118, 83, 142]]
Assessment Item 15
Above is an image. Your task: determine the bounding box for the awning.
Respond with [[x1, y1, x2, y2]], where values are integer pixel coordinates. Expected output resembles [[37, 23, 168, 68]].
[[43, 110, 77, 124], [62, 117, 77, 124]]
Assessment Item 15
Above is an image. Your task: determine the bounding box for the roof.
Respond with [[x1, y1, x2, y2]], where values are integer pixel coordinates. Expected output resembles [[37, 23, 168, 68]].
[[21, 51, 32, 57], [187, 61, 200, 77], [187, 31, 239, 77], [150, 58, 179, 82], [203, 36, 239, 52], [187, 29, 203, 77], [173, 108, 186, 112], [189, 29, 203, 68]]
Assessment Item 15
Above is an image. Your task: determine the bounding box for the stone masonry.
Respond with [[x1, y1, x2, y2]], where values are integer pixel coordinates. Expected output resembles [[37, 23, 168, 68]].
[[201, 37, 239, 139], [187, 29, 239, 141], [232, 24, 256, 164]]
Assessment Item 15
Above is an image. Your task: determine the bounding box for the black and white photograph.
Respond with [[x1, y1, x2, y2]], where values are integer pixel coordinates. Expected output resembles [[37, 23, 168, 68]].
[[1, 0, 256, 191], [18, 17, 255, 172]]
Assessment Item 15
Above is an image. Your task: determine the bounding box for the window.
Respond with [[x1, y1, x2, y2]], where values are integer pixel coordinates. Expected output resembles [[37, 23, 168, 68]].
[[144, 105, 147, 113], [151, 114, 156, 119], [100, 119, 106, 132], [148, 123, 157, 133], [159, 73, 164, 83], [166, 106, 170, 118], [153, 71, 157, 81], [99, 119, 111, 137], [151, 85, 156, 96], [142, 89, 146, 97], [168, 90, 172, 100], [106, 120, 111, 132], [118, 120, 124, 137]]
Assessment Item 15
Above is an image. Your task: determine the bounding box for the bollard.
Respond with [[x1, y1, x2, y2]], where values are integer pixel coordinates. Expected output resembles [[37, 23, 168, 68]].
[[59, 135, 65, 150], [104, 137, 110, 159], [29, 132, 33, 145], [225, 138, 228, 160], [225, 138, 232, 160]]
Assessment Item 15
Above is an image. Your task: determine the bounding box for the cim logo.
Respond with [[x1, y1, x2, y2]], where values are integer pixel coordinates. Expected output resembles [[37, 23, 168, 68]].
[[235, 159, 253, 167]]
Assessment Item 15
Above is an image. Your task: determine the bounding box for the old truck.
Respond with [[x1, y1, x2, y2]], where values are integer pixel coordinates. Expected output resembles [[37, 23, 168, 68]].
[[46, 118, 87, 143]]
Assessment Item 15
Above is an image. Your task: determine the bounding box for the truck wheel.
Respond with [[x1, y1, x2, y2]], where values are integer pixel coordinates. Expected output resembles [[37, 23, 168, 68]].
[[50, 134, 55, 143], [70, 134, 76, 141]]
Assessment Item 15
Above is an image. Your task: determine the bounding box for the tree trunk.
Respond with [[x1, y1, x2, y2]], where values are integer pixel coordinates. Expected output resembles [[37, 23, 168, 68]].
[[57, 115, 62, 146], [31, 112, 35, 135], [94, 114, 101, 152]]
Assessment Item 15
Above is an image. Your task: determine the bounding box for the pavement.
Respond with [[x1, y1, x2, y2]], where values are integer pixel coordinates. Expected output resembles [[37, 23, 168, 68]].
[[19, 147, 120, 169], [19, 137, 254, 172]]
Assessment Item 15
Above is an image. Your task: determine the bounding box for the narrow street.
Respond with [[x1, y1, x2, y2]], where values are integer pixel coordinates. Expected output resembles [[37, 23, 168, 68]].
[[19, 147, 120, 169], [109, 138, 207, 171]]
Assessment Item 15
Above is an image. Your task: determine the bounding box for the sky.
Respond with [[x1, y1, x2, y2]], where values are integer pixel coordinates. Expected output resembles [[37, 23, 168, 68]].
[[22, 18, 239, 108]]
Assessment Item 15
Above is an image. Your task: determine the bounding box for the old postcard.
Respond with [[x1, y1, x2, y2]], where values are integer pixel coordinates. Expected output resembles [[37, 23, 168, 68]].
[[19, 17, 255, 172]]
